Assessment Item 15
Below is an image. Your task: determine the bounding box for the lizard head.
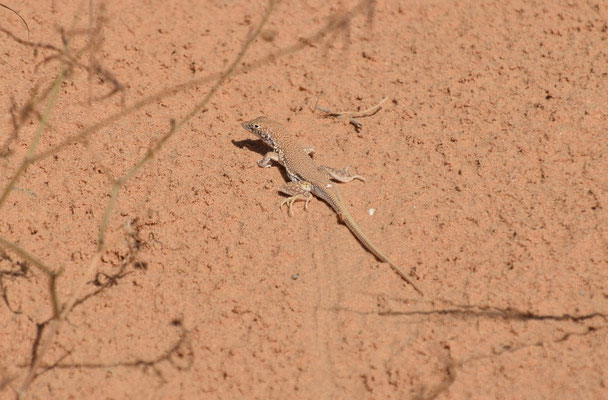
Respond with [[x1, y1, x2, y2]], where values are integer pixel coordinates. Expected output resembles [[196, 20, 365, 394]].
[[242, 116, 276, 148]]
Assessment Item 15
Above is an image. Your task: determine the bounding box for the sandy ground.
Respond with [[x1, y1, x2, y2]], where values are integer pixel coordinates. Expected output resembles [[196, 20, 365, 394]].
[[1, 0, 607, 398]]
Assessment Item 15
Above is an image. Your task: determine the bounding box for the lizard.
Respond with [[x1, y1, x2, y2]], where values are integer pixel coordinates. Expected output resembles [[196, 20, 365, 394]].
[[242, 116, 423, 296]]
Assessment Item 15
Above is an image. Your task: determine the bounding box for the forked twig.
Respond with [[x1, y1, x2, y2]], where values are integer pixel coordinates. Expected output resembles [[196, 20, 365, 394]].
[[315, 96, 388, 131], [0, 69, 66, 206], [324, 96, 388, 118]]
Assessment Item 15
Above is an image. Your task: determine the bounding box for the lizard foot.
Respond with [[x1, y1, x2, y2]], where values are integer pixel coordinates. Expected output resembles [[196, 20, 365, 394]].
[[278, 181, 313, 216], [321, 165, 366, 183], [280, 195, 312, 216]]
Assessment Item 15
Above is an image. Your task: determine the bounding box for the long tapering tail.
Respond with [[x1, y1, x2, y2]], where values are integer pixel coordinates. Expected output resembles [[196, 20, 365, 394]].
[[339, 207, 424, 296]]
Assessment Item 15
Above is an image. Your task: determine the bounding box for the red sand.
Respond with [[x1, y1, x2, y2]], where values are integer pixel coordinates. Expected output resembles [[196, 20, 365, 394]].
[[1, 0, 607, 398]]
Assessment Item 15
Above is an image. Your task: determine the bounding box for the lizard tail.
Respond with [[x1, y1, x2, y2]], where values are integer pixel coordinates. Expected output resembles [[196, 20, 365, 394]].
[[339, 208, 424, 296]]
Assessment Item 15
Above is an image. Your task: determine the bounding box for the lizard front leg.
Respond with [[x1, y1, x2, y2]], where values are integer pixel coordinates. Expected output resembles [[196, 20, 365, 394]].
[[258, 151, 280, 168], [278, 181, 313, 216], [320, 165, 366, 183]]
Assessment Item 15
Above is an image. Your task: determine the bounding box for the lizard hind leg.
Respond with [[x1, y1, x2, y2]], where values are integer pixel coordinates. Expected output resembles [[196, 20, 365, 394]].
[[321, 165, 366, 183], [278, 181, 313, 216]]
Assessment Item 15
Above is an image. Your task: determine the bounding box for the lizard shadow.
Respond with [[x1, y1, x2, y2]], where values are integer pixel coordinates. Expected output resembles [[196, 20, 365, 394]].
[[232, 138, 292, 183], [232, 138, 266, 156]]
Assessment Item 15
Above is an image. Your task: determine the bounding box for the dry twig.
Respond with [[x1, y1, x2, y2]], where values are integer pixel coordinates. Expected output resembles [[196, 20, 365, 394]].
[[315, 96, 388, 131]]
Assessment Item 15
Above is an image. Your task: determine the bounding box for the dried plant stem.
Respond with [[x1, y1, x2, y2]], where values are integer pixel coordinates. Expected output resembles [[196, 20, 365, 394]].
[[9, 1, 276, 397], [0, 65, 65, 209], [29, 0, 376, 165], [315, 96, 388, 131]]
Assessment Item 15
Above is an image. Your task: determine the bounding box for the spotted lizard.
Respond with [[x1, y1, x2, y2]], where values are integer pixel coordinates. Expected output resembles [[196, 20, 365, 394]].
[[242, 116, 423, 295]]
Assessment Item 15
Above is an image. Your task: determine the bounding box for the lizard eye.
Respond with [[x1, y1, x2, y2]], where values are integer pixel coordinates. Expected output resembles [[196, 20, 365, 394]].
[[253, 124, 260, 129]]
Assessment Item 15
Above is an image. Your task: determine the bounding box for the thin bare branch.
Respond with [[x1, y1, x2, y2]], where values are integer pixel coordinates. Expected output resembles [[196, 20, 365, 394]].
[[0, 3, 30, 41], [0, 63, 66, 209], [315, 96, 388, 131], [29, 0, 376, 164], [0, 237, 55, 276], [95, 0, 277, 250]]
